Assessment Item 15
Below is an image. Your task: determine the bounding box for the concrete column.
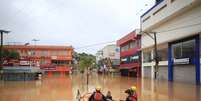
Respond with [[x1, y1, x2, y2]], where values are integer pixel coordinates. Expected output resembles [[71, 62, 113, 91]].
[[195, 35, 200, 85], [151, 66, 155, 79], [151, 49, 155, 79], [141, 51, 144, 78]]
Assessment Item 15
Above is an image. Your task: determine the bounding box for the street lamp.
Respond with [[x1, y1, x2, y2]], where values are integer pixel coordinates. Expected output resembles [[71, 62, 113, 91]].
[[0, 30, 10, 69], [32, 39, 40, 46], [31, 39, 39, 66]]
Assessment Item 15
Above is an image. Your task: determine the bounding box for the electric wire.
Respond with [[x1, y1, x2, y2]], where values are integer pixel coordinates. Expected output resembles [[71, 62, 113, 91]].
[[75, 41, 116, 50], [2, 1, 201, 51], [75, 22, 201, 50]]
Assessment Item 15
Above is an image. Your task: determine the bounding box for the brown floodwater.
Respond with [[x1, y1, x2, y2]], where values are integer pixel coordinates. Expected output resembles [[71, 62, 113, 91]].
[[0, 73, 200, 101]]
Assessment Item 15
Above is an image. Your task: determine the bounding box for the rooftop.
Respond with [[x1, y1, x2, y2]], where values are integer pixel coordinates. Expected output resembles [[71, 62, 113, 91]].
[[117, 30, 138, 46], [4, 45, 73, 50]]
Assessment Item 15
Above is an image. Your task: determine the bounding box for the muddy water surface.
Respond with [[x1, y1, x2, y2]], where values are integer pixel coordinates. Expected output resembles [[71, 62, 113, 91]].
[[0, 73, 200, 101]]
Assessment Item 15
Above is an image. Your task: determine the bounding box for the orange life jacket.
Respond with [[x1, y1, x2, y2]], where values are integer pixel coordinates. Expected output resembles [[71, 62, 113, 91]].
[[94, 92, 103, 101]]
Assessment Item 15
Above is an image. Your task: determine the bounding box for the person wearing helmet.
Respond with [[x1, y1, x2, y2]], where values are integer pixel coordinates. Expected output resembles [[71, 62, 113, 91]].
[[106, 91, 113, 101], [88, 86, 107, 101], [125, 86, 137, 101]]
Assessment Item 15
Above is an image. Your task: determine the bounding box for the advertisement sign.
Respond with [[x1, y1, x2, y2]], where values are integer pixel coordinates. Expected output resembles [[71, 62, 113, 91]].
[[20, 61, 30, 66], [51, 56, 72, 60], [131, 56, 139, 60], [174, 58, 189, 64], [121, 58, 127, 62]]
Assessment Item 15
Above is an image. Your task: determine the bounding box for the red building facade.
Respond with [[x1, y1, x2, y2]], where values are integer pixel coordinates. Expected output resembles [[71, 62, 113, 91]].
[[4, 45, 74, 74], [117, 30, 141, 77]]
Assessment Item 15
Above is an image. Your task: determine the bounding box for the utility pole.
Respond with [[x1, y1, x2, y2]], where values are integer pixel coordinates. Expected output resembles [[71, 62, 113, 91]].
[[87, 66, 89, 92], [0, 30, 10, 70], [141, 31, 159, 79], [153, 32, 159, 79]]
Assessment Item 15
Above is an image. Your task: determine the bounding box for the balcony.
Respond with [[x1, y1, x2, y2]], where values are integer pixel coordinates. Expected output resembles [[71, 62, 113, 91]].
[[120, 47, 140, 57], [141, 0, 200, 31]]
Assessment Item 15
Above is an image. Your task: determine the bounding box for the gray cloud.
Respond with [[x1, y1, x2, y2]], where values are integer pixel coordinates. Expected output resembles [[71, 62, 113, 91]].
[[0, 0, 154, 54]]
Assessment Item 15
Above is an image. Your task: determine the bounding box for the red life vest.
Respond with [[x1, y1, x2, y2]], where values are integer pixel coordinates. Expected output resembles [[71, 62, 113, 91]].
[[128, 94, 137, 101], [94, 92, 103, 101]]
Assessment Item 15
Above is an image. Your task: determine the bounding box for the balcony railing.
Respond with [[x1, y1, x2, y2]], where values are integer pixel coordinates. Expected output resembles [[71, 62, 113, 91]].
[[141, 0, 164, 18]]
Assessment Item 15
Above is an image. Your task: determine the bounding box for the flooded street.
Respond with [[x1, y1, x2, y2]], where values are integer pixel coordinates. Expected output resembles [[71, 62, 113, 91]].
[[0, 73, 200, 101]]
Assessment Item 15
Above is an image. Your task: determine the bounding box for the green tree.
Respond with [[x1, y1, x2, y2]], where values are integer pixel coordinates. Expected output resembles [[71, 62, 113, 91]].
[[2, 50, 9, 59], [77, 52, 96, 72], [2, 50, 20, 60], [8, 50, 20, 60]]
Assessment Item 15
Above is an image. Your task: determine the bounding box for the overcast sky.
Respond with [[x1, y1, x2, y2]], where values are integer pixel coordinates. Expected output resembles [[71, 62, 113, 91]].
[[0, 0, 154, 54]]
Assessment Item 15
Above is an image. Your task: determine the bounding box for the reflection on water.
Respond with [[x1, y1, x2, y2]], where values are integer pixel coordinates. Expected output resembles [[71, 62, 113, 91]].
[[0, 73, 200, 101]]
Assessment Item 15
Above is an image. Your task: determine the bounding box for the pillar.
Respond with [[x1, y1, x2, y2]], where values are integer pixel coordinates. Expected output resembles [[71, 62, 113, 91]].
[[195, 35, 200, 85], [141, 51, 144, 78], [168, 43, 173, 81]]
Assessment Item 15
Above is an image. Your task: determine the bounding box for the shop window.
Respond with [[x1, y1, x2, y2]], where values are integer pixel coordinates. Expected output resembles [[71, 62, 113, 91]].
[[52, 60, 69, 65], [121, 57, 130, 64], [51, 51, 58, 56], [40, 60, 48, 64], [28, 50, 35, 56], [143, 51, 152, 63], [58, 51, 69, 56], [130, 41, 137, 49], [130, 55, 140, 63], [172, 39, 195, 59], [120, 44, 129, 52], [40, 51, 48, 56], [153, 48, 168, 61]]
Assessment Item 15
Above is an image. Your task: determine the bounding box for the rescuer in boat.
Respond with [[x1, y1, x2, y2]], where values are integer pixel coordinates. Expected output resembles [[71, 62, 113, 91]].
[[125, 86, 137, 101], [106, 91, 113, 101], [88, 86, 107, 101]]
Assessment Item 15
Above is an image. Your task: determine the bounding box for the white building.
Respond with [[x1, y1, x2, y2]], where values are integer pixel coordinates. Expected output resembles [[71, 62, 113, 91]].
[[141, 0, 201, 85], [96, 44, 120, 67], [102, 45, 120, 60], [96, 50, 103, 64]]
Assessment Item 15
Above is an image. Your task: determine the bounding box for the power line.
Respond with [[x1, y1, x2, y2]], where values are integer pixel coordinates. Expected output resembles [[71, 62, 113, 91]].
[[75, 41, 116, 50]]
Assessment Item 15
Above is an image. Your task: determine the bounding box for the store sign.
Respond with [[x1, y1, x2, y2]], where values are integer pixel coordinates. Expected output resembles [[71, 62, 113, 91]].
[[51, 56, 57, 59], [51, 56, 72, 60], [121, 58, 127, 62], [174, 58, 189, 64], [131, 56, 139, 60], [20, 61, 30, 66]]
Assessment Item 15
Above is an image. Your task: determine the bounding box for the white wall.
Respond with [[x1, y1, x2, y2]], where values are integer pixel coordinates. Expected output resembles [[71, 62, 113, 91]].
[[102, 45, 120, 60], [141, 0, 199, 31], [142, 4, 201, 49]]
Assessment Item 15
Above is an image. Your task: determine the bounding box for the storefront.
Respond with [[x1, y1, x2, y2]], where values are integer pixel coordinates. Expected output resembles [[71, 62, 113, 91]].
[[168, 35, 200, 85], [117, 30, 141, 77], [120, 52, 141, 77]]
